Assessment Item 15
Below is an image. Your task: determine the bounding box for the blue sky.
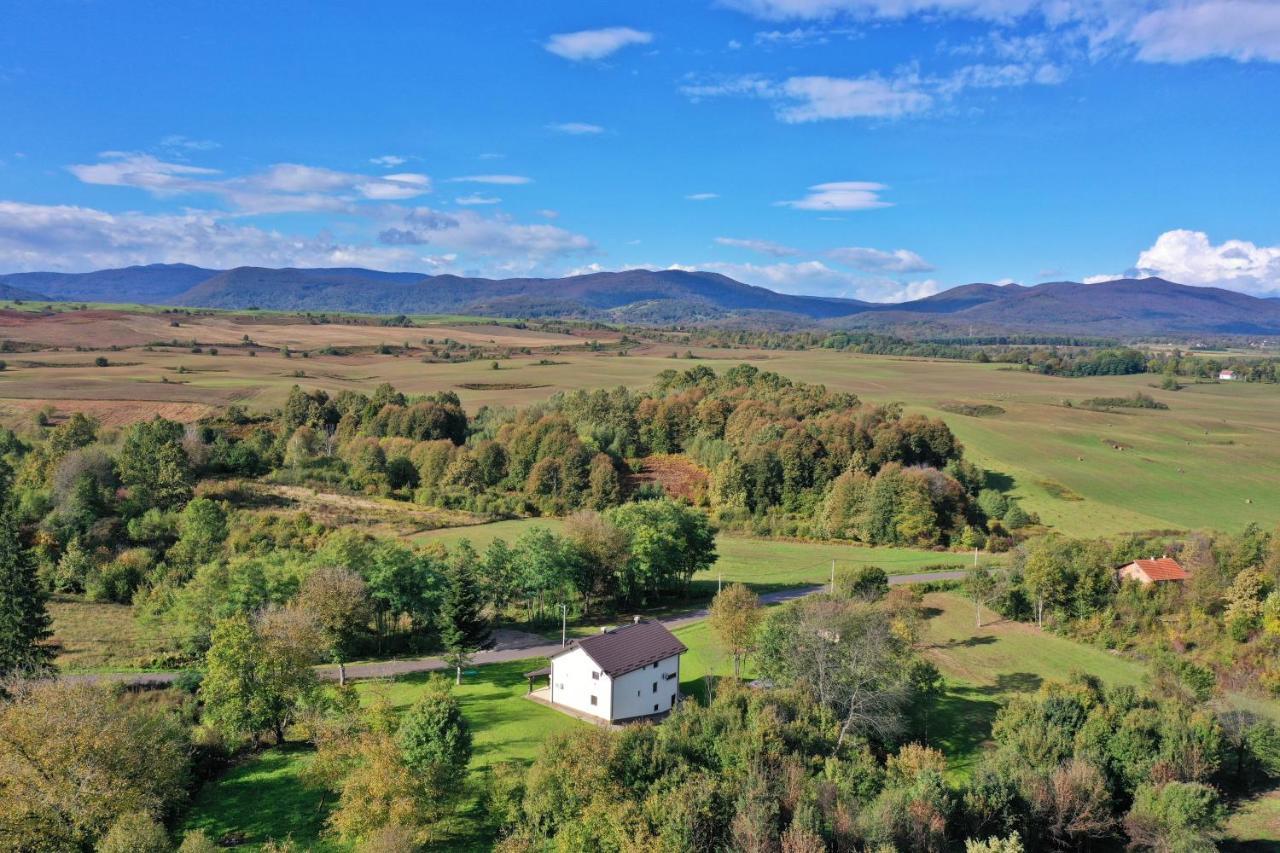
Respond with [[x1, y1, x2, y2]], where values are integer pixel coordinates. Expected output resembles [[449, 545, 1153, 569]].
[[1, 0, 1278, 300]]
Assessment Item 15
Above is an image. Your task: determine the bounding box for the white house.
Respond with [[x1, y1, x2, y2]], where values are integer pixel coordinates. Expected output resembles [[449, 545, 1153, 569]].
[[1219, 369, 1237, 381], [544, 619, 686, 723]]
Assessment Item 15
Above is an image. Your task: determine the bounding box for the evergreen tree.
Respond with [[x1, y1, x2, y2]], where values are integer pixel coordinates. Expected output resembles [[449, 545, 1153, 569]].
[[437, 561, 492, 684], [0, 467, 53, 681]]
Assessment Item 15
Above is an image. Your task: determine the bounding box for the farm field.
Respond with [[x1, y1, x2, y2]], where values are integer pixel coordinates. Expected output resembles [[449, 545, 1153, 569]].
[[3, 308, 1277, 535]]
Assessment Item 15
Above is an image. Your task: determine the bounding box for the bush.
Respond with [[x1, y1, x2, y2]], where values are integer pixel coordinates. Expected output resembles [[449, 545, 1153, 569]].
[[94, 356, 109, 367], [95, 812, 171, 853]]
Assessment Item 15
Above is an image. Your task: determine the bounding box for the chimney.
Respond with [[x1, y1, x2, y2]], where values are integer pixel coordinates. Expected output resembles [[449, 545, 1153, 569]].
[[600, 626, 609, 634], [633, 616, 641, 624]]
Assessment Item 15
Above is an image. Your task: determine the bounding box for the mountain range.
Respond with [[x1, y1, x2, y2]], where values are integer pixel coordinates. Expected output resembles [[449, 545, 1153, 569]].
[[2, 264, 1279, 336]]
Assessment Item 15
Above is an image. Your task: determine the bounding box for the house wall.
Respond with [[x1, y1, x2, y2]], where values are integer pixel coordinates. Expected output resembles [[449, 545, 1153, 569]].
[[550, 646, 612, 720], [1118, 564, 1152, 584], [611, 654, 681, 721]]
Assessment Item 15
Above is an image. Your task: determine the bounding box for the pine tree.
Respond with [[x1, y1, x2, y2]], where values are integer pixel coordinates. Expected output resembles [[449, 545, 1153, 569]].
[[0, 466, 54, 681], [437, 560, 492, 684]]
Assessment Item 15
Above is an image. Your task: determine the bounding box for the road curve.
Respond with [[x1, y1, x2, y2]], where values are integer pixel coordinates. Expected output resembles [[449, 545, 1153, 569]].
[[63, 570, 965, 687]]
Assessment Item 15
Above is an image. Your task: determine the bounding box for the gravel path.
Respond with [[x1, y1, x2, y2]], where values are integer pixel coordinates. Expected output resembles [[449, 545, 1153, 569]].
[[64, 569, 965, 687]]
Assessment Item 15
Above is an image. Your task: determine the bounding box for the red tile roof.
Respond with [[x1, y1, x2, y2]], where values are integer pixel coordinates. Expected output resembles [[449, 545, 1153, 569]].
[[554, 620, 687, 678], [1125, 557, 1189, 582]]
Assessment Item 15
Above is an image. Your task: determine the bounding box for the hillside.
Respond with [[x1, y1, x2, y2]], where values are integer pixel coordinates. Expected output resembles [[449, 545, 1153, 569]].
[[5, 263, 1280, 334]]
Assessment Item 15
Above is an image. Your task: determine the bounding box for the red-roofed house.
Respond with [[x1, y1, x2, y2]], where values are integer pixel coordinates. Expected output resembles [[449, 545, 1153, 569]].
[[1118, 557, 1189, 585]]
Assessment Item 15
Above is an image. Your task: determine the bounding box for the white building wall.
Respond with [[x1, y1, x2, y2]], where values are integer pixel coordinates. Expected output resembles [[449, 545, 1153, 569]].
[[550, 646, 612, 720], [610, 654, 681, 721]]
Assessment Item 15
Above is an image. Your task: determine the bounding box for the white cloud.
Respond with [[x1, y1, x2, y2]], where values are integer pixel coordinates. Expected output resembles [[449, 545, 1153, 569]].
[[455, 194, 501, 205], [378, 206, 594, 261], [1082, 273, 1124, 284], [777, 181, 892, 211], [68, 154, 433, 213], [720, 0, 1280, 67], [828, 245, 933, 272], [715, 236, 800, 257], [0, 199, 595, 276], [544, 27, 653, 61], [685, 192, 720, 201], [681, 59, 1063, 123], [370, 154, 408, 167], [1130, 1, 1280, 63], [548, 122, 606, 135], [1134, 229, 1280, 294], [696, 258, 940, 301], [536, 208, 560, 219], [776, 74, 934, 121], [448, 174, 533, 185]]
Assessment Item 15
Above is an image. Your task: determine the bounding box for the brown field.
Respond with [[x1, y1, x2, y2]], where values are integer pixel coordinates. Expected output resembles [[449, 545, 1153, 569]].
[[0, 307, 585, 350]]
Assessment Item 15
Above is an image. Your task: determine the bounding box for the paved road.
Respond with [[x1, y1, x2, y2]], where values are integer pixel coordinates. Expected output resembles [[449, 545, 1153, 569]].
[[65, 569, 965, 687]]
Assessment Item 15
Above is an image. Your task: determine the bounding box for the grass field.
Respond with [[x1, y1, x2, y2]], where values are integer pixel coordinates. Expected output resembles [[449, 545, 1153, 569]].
[[4, 306, 1276, 535], [418, 518, 990, 594], [46, 595, 180, 672], [1225, 789, 1280, 850]]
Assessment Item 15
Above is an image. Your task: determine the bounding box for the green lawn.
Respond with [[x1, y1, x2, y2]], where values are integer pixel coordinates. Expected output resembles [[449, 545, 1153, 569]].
[[920, 591, 1148, 776], [418, 518, 991, 599], [180, 658, 583, 851]]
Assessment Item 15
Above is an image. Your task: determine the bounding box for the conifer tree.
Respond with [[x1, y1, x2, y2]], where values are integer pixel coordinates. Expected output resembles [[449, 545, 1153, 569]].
[[0, 465, 53, 681], [437, 560, 492, 684]]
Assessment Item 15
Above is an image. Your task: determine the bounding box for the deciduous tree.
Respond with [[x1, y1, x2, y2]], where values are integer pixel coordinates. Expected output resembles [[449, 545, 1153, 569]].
[[708, 582, 762, 677]]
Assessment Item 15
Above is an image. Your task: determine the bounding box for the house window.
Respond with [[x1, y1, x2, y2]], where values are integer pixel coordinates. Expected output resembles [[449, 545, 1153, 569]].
[[652, 682, 658, 693], [591, 671, 599, 680], [653, 704, 659, 712], [590, 695, 597, 706]]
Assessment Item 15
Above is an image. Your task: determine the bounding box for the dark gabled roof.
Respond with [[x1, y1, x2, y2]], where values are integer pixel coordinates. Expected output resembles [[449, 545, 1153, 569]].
[[553, 620, 687, 678]]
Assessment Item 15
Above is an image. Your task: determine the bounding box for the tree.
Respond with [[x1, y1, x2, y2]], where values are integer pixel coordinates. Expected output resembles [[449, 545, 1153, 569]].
[[96, 812, 172, 853], [606, 498, 717, 603], [834, 564, 889, 601], [200, 610, 320, 745], [0, 680, 190, 850], [0, 470, 52, 681], [1021, 536, 1073, 627], [1124, 782, 1224, 852], [964, 834, 1023, 853], [437, 560, 492, 684], [328, 731, 433, 845], [397, 677, 473, 795], [298, 566, 373, 686], [117, 417, 193, 513], [564, 511, 629, 614], [708, 582, 762, 677], [965, 565, 999, 628]]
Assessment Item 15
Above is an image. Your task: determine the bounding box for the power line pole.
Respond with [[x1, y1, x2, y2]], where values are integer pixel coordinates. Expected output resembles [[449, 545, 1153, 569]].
[[830, 559, 836, 594], [559, 603, 567, 647]]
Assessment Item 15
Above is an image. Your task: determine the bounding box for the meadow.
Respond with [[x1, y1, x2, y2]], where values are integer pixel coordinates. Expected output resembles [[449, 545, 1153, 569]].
[[4, 306, 1277, 536]]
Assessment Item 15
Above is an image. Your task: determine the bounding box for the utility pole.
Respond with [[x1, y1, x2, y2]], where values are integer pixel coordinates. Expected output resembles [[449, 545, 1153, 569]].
[[974, 547, 979, 567], [830, 559, 836, 594], [559, 603, 567, 647], [717, 570, 722, 594]]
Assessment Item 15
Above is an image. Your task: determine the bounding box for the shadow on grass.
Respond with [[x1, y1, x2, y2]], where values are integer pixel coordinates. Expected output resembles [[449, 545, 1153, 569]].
[[930, 634, 999, 650], [182, 743, 333, 849]]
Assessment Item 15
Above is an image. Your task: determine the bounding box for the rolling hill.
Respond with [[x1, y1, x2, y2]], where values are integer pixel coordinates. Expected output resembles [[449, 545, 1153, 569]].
[[3, 264, 1279, 335]]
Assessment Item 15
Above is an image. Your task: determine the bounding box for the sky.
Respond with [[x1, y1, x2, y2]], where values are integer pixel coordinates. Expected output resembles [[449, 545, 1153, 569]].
[[1, 0, 1278, 301]]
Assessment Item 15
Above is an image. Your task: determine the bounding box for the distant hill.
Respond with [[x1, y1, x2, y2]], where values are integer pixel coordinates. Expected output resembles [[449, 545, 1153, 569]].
[[3, 263, 1279, 335], [0, 282, 48, 301], [0, 263, 219, 303], [176, 266, 872, 320]]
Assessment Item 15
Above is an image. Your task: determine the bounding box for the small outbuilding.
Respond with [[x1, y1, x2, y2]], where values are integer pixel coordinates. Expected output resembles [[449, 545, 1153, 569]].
[[544, 618, 686, 723], [1219, 369, 1237, 381], [1118, 557, 1189, 585]]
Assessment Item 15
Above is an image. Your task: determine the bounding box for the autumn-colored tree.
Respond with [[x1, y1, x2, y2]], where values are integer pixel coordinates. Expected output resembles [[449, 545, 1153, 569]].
[[297, 566, 373, 685], [200, 609, 320, 745], [708, 582, 762, 677], [0, 681, 190, 850], [328, 731, 433, 846]]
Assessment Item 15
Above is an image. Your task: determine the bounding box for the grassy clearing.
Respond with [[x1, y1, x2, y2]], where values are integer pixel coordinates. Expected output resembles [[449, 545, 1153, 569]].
[[920, 591, 1148, 776], [1224, 788, 1280, 850], [46, 595, 177, 672], [419, 518, 989, 596]]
